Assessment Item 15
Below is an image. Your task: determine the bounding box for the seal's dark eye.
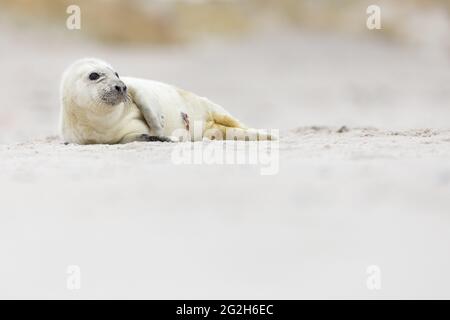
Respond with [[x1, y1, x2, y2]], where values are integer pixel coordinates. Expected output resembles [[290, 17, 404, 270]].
[[115, 72, 119, 78], [89, 72, 100, 81]]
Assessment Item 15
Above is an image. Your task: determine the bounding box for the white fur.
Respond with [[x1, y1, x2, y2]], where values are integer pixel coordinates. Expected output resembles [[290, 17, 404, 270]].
[[60, 58, 271, 144]]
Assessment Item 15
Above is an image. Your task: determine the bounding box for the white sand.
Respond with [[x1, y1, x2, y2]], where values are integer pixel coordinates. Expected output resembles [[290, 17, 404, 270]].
[[1, 23, 450, 298]]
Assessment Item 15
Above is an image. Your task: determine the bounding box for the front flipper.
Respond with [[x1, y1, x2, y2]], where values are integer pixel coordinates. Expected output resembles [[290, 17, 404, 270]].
[[126, 85, 164, 137], [137, 134, 176, 143], [120, 133, 177, 144]]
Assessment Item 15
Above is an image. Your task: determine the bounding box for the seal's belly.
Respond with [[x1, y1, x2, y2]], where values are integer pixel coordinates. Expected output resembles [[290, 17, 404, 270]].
[[122, 77, 232, 141], [159, 99, 211, 140]]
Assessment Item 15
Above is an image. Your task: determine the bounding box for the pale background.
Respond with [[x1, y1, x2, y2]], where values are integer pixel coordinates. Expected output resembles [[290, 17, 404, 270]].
[[0, 0, 449, 299]]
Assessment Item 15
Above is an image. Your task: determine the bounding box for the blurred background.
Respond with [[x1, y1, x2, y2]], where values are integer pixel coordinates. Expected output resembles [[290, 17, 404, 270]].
[[1, 1, 450, 300], [0, 0, 449, 143]]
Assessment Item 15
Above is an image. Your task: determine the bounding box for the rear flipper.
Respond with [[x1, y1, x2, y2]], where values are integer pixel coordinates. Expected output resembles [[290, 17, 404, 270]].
[[205, 113, 276, 141]]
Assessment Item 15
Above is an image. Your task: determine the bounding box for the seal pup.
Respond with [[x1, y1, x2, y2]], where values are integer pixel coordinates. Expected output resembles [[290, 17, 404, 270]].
[[60, 58, 273, 144]]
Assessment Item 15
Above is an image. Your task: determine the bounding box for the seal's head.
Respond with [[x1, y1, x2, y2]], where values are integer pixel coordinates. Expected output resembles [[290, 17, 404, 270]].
[[61, 58, 128, 109]]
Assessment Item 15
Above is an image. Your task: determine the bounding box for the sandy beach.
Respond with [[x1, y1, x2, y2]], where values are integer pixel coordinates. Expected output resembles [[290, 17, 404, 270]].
[[1, 18, 450, 298]]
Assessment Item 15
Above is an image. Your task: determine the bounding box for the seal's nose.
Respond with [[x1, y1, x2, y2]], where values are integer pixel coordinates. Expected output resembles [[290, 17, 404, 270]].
[[114, 84, 127, 93], [113, 79, 127, 93]]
